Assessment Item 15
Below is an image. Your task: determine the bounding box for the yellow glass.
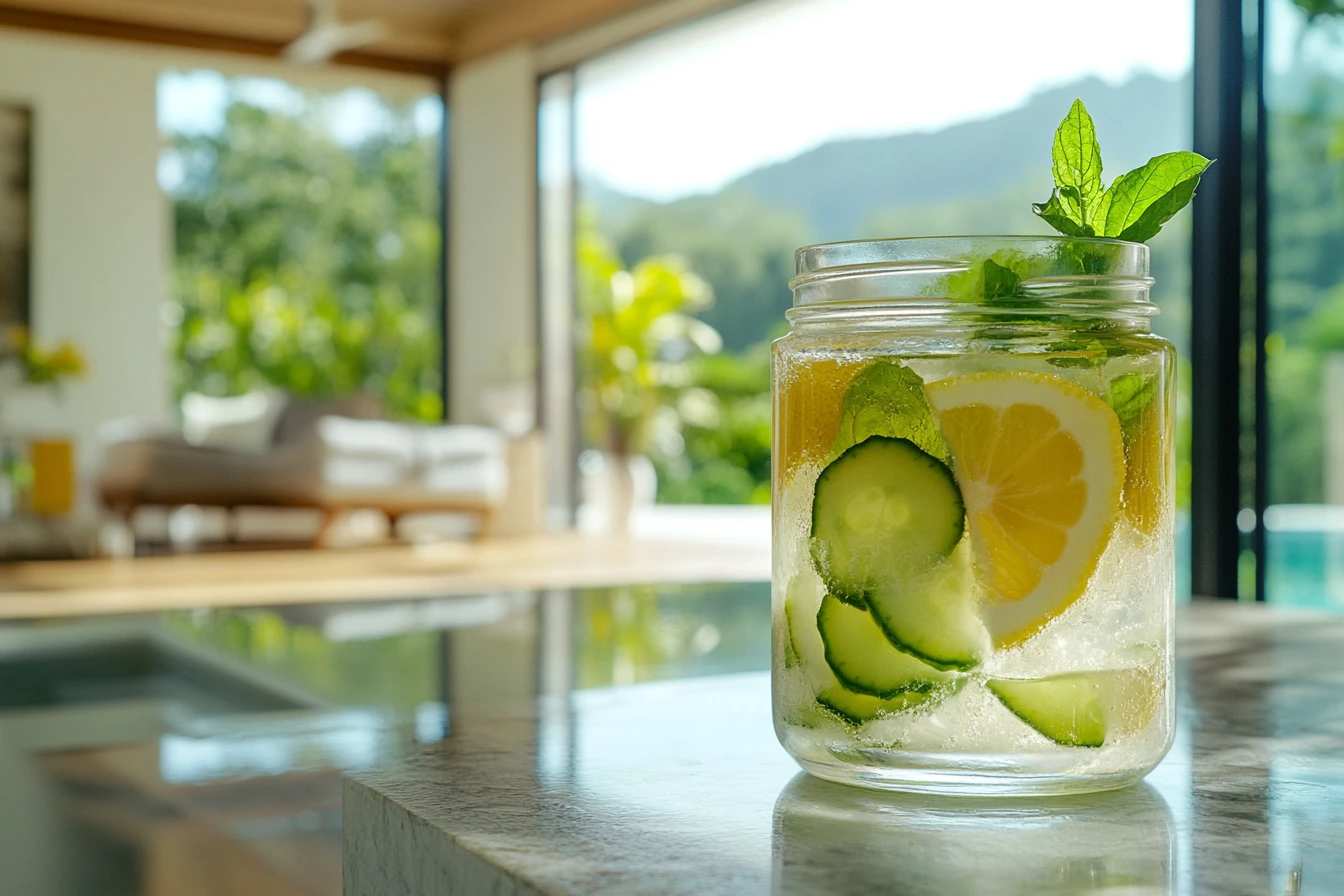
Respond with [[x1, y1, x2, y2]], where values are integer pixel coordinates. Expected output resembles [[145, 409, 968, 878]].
[[30, 438, 75, 516]]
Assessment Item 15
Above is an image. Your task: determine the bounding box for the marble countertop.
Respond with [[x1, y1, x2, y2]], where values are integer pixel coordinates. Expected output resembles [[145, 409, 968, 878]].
[[345, 602, 1344, 895]]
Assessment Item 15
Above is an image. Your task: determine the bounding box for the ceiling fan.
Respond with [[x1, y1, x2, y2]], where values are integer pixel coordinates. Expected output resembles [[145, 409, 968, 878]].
[[284, 0, 388, 64]]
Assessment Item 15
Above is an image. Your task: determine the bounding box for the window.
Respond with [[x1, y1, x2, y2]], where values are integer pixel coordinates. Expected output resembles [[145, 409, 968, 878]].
[[158, 71, 445, 421], [1264, 0, 1344, 604], [543, 0, 1194, 591]]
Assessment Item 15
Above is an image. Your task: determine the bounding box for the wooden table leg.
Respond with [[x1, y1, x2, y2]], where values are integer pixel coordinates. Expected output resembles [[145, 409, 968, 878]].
[[314, 507, 342, 549]]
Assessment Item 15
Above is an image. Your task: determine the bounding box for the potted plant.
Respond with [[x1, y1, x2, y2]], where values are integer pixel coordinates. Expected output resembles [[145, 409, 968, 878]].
[[576, 222, 722, 532]]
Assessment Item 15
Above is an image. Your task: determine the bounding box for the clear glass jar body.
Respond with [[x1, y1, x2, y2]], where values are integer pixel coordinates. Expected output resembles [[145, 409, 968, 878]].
[[771, 237, 1175, 795]]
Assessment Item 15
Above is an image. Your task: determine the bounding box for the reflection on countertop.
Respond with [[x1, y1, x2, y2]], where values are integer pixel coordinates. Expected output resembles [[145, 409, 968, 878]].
[[345, 602, 1344, 896], [0, 580, 769, 895], [774, 776, 1175, 894]]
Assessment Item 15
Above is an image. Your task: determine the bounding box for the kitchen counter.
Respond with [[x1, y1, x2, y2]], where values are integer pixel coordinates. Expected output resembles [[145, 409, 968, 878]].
[[0, 527, 770, 620], [344, 601, 1344, 895]]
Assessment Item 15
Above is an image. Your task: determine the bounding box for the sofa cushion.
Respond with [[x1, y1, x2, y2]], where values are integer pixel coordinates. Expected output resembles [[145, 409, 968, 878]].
[[314, 454, 509, 507], [98, 436, 286, 507], [97, 413, 511, 514], [308, 417, 417, 464], [181, 390, 286, 454], [418, 425, 507, 463], [273, 394, 383, 446]]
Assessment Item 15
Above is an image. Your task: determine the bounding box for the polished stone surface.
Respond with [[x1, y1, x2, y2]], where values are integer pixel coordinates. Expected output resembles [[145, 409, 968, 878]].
[[0, 580, 769, 895], [345, 602, 1344, 895]]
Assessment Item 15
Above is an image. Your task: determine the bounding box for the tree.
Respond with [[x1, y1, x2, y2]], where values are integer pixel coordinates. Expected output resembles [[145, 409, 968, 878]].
[[165, 88, 443, 420], [611, 190, 807, 352], [576, 216, 721, 458]]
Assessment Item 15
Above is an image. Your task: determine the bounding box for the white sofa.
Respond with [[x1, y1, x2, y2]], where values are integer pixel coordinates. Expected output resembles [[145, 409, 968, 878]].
[[96, 392, 510, 544]]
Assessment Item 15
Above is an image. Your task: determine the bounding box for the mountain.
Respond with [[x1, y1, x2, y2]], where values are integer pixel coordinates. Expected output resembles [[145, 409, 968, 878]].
[[586, 73, 1191, 242], [579, 73, 1198, 350]]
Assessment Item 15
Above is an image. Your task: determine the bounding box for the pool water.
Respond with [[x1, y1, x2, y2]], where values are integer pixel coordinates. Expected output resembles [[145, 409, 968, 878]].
[[1175, 510, 1344, 607], [1265, 530, 1344, 607]]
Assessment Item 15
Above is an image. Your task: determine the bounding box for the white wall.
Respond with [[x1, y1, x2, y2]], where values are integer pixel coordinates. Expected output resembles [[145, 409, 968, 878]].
[[0, 29, 441, 510], [448, 48, 538, 425], [0, 29, 170, 499]]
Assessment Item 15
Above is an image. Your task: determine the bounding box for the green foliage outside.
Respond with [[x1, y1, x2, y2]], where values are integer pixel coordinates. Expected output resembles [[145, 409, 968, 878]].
[[1264, 12, 1344, 505], [584, 191, 792, 505], [573, 583, 770, 689], [576, 217, 720, 455], [614, 191, 806, 352], [576, 218, 773, 504], [653, 342, 772, 505], [164, 608, 440, 711], [165, 88, 443, 420]]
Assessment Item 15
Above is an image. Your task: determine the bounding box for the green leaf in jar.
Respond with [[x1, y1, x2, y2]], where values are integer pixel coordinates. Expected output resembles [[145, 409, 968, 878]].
[[982, 258, 1023, 299], [1046, 335, 1131, 369], [1107, 372, 1158, 440], [831, 361, 950, 463], [943, 251, 1035, 301]]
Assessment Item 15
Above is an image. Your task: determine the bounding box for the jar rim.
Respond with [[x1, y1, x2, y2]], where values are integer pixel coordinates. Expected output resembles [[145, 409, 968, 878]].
[[790, 235, 1153, 310]]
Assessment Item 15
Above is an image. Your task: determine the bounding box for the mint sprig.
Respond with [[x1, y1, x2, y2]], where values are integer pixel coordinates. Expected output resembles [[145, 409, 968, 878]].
[[831, 361, 950, 464], [1050, 100, 1106, 232], [1107, 372, 1159, 438], [1032, 99, 1212, 243]]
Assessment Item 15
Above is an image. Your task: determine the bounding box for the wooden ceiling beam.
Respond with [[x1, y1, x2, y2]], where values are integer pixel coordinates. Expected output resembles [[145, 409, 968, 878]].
[[0, 0, 740, 77], [450, 0, 670, 62], [0, 3, 450, 78]]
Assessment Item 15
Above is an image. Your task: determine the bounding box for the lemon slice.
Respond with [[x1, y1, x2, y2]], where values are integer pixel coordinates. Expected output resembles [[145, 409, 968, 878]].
[[1121, 398, 1170, 537], [776, 356, 869, 481], [925, 372, 1124, 647]]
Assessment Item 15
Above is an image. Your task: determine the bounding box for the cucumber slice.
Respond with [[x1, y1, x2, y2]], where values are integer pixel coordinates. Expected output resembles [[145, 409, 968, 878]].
[[782, 627, 800, 669], [817, 685, 937, 726], [816, 594, 953, 697], [784, 569, 832, 693], [987, 673, 1107, 747], [784, 570, 948, 726], [864, 542, 988, 671], [810, 436, 964, 601], [784, 573, 824, 677], [987, 669, 1161, 747]]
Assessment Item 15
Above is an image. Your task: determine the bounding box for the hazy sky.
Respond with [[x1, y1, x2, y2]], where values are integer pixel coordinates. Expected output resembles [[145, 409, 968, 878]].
[[157, 70, 442, 144], [574, 0, 1196, 201]]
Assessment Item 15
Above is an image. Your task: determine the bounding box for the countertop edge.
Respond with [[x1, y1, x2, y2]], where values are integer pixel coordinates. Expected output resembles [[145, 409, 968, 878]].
[[343, 774, 548, 896]]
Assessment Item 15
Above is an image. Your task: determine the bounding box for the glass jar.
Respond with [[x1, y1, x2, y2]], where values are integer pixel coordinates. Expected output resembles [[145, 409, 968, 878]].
[[771, 237, 1175, 796]]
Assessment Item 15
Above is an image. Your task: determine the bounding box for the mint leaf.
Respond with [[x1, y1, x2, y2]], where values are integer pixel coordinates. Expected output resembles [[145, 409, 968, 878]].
[[943, 250, 1036, 300], [1051, 99, 1105, 230], [832, 361, 950, 463], [982, 259, 1023, 299], [1053, 239, 1111, 275], [1033, 100, 1212, 243], [1107, 373, 1158, 439], [1047, 338, 1127, 369], [940, 252, 1032, 300], [1096, 152, 1212, 242], [1032, 190, 1093, 237]]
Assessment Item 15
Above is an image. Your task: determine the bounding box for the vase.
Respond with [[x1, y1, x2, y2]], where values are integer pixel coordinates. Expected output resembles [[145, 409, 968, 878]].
[[579, 450, 657, 533]]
